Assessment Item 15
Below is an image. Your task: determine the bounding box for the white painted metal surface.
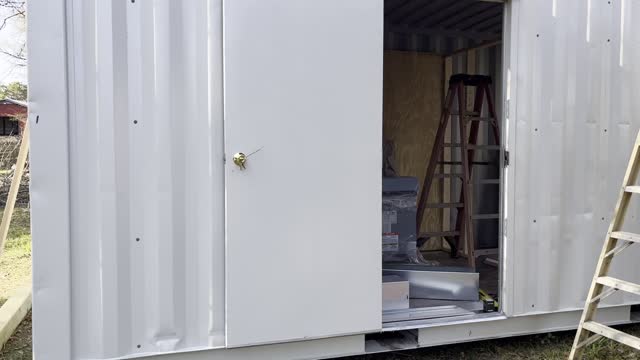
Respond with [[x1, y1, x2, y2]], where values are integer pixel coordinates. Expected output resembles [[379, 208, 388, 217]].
[[28, 0, 640, 359], [28, 0, 72, 358], [31, 0, 226, 358], [504, 0, 640, 316], [223, 0, 383, 347]]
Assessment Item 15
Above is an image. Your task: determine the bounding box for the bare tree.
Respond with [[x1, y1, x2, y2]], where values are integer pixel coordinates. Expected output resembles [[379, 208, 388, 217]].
[[0, 1, 25, 67]]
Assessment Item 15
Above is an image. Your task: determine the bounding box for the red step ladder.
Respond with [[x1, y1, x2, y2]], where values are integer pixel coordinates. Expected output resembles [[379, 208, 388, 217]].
[[416, 74, 501, 269]]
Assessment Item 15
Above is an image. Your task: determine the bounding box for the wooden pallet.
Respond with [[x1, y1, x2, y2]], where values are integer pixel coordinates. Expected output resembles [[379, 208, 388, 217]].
[[569, 131, 640, 359]]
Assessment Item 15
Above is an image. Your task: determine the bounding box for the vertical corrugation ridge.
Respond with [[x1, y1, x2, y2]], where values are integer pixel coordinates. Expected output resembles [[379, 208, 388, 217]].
[[69, 0, 225, 357], [511, 0, 640, 316]]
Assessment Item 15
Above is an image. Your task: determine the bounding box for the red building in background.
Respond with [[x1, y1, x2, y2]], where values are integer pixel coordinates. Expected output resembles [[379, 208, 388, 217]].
[[0, 99, 27, 136]]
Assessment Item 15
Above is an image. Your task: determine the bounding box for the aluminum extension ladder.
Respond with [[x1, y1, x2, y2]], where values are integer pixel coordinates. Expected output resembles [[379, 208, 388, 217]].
[[569, 131, 640, 359], [416, 74, 500, 269]]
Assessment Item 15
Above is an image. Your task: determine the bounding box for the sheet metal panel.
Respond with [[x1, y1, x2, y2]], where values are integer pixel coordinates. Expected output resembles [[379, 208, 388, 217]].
[[507, 0, 640, 316], [30, 0, 640, 358], [28, 0, 72, 358], [48, 1, 225, 358]]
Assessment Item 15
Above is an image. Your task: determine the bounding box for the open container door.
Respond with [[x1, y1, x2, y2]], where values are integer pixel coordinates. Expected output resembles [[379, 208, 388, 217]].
[[504, 0, 640, 317], [223, 0, 384, 347]]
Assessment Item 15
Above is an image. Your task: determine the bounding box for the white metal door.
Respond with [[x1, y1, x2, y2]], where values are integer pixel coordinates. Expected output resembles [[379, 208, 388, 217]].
[[224, 0, 383, 347]]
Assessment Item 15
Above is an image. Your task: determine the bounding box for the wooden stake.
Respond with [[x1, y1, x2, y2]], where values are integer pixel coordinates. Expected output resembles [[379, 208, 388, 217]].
[[0, 122, 29, 258], [0, 286, 31, 350]]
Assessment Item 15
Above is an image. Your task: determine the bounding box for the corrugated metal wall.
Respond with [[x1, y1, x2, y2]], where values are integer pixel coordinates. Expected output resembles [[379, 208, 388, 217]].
[[31, 0, 640, 358], [65, 0, 225, 358], [506, 0, 640, 316]]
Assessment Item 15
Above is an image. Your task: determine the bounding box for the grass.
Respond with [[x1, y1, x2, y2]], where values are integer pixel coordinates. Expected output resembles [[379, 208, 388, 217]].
[[0, 207, 31, 360], [0, 207, 31, 305]]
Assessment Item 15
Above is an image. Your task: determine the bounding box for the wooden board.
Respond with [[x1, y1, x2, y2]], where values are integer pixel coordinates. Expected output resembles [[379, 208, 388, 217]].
[[0, 286, 31, 350], [383, 51, 443, 250]]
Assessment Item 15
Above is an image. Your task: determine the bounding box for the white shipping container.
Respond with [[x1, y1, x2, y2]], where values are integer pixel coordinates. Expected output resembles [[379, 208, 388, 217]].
[[27, 0, 640, 359]]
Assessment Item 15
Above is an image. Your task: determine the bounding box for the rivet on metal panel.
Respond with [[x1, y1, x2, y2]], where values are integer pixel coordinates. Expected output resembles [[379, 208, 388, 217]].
[[604, 129, 607, 132], [533, 219, 537, 223], [137, 344, 141, 349], [131, 0, 135, 3], [536, 34, 540, 38], [133, 120, 138, 124], [607, 39, 611, 43], [602, 217, 605, 221], [135, 237, 140, 242], [534, 128, 538, 132]]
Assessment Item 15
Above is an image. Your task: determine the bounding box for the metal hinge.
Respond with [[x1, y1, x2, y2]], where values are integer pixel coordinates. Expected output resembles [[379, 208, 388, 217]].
[[504, 150, 510, 167]]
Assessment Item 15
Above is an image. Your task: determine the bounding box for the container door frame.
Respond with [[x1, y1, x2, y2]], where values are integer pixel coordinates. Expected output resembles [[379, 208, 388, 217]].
[[501, 0, 519, 317]]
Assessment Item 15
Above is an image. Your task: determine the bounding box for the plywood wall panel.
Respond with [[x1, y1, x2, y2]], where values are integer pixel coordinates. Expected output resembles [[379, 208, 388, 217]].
[[383, 51, 443, 249]]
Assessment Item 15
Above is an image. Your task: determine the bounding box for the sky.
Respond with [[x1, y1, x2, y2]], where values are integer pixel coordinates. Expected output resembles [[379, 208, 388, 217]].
[[0, 6, 26, 85]]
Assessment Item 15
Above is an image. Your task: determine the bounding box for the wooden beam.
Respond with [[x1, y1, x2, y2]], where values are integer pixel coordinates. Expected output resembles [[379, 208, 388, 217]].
[[0, 122, 29, 257], [0, 286, 31, 350]]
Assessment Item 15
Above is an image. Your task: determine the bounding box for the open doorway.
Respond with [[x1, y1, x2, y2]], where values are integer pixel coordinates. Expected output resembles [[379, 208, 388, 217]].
[[381, 0, 505, 327]]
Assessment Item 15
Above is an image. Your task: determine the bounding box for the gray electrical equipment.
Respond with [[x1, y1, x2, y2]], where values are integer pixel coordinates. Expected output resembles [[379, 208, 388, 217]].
[[382, 177, 419, 263]]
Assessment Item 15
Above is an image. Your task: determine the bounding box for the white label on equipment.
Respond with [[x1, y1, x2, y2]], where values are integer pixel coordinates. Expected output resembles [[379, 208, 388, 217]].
[[383, 211, 397, 224], [382, 233, 399, 252], [382, 210, 397, 233]]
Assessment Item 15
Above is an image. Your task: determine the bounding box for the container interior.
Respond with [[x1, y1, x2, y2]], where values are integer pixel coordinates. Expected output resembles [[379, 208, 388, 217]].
[[380, 0, 506, 328]]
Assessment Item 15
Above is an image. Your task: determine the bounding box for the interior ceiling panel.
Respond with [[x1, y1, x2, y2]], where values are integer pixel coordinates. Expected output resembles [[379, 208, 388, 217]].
[[385, 0, 503, 48]]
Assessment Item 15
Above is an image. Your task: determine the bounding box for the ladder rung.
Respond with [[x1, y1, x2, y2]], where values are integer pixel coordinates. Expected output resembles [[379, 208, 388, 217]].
[[610, 231, 640, 243], [434, 173, 463, 179], [474, 248, 499, 256], [625, 186, 640, 194], [450, 111, 480, 116], [471, 213, 500, 220], [425, 202, 463, 209], [596, 276, 640, 296], [438, 161, 491, 165], [443, 143, 501, 150], [466, 117, 495, 122], [419, 231, 460, 238], [582, 321, 640, 350]]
